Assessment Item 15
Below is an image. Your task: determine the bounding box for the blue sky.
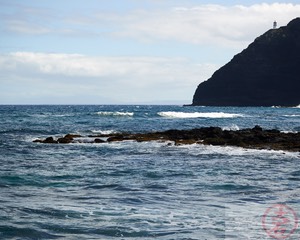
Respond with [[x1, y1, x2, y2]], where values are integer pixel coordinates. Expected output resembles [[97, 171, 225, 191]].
[[1, 0, 300, 104]]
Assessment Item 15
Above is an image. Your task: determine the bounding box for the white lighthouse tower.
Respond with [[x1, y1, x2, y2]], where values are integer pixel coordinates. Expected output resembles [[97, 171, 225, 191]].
[[273, 21, 277, 29]]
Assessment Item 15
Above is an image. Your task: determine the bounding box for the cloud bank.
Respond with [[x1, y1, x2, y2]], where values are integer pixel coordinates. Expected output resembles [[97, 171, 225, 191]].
[[108, 3, 300, 48], [0, 52, 217, 104], [1, 2, 300, 104], [4, 3, 300, 48]]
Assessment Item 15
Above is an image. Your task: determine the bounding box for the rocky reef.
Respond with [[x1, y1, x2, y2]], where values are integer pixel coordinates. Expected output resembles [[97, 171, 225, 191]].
[[33, 126, 300, 152], [192, 18, 300, 107]]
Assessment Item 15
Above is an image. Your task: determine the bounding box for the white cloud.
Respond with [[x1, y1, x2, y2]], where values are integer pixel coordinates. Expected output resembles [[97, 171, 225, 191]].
[[1, 2, 300, 104], [6, 20, 51, 34], [3, 52, 213, 78], [0, 52, 218, 104], [3, 3, 300, 49], [110, 3, 300, 48]]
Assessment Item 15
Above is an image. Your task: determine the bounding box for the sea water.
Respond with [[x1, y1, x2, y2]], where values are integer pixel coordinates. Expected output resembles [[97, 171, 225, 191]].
[[0, 105, 299, 239]]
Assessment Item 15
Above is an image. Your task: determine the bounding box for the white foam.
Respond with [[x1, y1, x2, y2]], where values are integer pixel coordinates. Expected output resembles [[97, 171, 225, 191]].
[[222, 124, 240, 131], [283, 114, 300, 117], [91, 129, 117, 134], [73, 138, 95, 143], [32, 113, 73, 118], [96, 111, 134, 117], [176, 144, 300, 159], [273, 105, 300, 108], [115, 141, 300, 159], [158, 111, 244, 119], [52, 114, 73, 117], [281, 130, 299, 134], [62, 138, 300, 159]]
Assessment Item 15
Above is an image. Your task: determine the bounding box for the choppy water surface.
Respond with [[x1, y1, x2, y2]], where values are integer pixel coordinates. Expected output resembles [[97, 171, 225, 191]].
[[0, 105, 299, 239]]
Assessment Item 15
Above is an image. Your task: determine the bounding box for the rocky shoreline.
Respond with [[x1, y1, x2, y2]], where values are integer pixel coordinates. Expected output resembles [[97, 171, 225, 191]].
[[33, 126, 300, 152]]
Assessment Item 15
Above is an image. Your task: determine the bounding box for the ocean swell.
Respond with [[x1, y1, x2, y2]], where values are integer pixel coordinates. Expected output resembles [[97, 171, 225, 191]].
[[158, 111, 244, 119], [96, 111, 134, 117]]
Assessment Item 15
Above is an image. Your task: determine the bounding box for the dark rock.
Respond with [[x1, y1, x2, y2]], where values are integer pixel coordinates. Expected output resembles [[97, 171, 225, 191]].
[[57, 137, 72, 144], [205, 137, 226, 146], [107, 134, 125, 142], [55, 134, 82, 144], [252, 125, 263, 132], [202, 127, 223, 138], [94, 138, 105, 143], [33, 126, 300, 152], [64, 134, 81, 139], [266, 129, 281, 134], [192, 18, 300, 107], [43, 137, 57, 144]]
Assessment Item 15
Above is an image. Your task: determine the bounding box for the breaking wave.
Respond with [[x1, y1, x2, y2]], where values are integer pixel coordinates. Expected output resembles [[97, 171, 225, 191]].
[[273, 105, 300, 108], [96, 111, 134, 117], [283, 114, 300, 117], [222, 124, 240, 131], [158, 111, 244, 119], [91, 129, 117, 134]]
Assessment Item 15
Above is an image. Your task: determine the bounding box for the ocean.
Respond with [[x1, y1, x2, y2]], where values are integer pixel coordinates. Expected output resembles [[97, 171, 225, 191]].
[[0, 105, 299, 239]]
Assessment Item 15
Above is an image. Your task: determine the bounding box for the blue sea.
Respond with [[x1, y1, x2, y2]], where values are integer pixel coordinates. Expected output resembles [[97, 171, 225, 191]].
[[0, 105, 299, 239]]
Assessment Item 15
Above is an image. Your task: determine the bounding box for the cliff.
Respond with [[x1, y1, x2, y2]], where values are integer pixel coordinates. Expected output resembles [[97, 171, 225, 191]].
[[192, 18, 300, 107]]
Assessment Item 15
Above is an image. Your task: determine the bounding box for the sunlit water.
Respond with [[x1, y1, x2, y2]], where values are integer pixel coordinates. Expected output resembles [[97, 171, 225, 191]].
[[0, 105, 299, 239]]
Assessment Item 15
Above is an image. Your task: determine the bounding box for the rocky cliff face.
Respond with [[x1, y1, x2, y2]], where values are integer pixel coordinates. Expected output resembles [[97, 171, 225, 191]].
[[192, 18, 300, 107]]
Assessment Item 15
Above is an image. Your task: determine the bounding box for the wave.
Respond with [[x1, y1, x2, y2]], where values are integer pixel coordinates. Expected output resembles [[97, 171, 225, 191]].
[[158, 111, 244, 119], [31, 113, 74, 118], [95, 111, 134, 117], [177, 144, 300, 159], [82, 139, 300, 159], [222, 124, 240, 131], [272, 105, 300, 108], [283, 114, 300, 117], [91, 129, 117, 134]]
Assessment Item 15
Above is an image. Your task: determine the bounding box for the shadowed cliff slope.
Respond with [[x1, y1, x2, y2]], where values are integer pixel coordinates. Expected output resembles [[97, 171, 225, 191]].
[[192, 18, 300, 107]]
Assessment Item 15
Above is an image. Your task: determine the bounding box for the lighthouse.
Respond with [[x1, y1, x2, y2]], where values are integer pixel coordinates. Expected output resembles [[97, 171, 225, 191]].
[[273, 21, 277, 29]]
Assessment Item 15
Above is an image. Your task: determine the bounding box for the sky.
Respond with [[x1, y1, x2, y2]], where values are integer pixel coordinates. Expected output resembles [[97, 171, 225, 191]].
[[0, 0, 300, 104]]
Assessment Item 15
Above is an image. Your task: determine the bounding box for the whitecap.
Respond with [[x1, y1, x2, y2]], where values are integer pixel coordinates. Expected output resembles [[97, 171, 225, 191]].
[[281, 130, 297, 133], [222, 124, 240, 131], [32, 113, 73, 118], [283, 114, 300, 117], [96, 111, 134, 117], [73, 138, 95, 143], [158, 111, 244, 119], [176, 144, 300, 159], [52, 114, 73, 117], [91, 129, 117, 134]]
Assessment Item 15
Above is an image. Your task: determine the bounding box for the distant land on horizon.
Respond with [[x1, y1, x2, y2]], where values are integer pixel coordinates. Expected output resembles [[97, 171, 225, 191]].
[[192, 17, 300, 107]]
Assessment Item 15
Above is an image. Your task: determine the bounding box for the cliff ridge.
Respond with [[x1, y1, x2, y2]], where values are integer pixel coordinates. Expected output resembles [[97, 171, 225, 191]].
[[192, 18, 300, 107]]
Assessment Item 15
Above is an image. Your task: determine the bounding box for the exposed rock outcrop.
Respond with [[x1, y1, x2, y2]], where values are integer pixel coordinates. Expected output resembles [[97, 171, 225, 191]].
[[33, 126, 300, 152], [192, 18, 300, 107]]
